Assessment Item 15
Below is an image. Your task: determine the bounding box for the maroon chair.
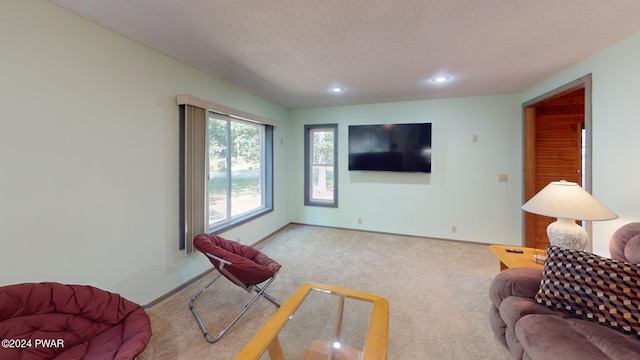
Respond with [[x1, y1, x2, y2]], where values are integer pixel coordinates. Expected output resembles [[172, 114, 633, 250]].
[[189, 234, 281, 343], [0, 282, 151, 360]]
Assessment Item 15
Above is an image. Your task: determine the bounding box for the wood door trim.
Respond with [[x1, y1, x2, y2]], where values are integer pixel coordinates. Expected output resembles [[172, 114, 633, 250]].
[[523, 107, 537, 248], [521, 74, 592, 249]]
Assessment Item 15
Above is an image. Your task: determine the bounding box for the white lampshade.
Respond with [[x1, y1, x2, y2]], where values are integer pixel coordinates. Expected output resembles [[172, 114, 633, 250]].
[[522, 180, 617, 250], [522, 180, 617, 221]]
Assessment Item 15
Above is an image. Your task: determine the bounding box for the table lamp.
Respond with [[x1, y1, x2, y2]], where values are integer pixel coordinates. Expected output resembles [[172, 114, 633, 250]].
[[521, 180, 617, 251]]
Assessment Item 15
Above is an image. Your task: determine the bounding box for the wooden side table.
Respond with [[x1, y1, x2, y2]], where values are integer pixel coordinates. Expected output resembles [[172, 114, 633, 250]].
[[489, 245, 545, 270]]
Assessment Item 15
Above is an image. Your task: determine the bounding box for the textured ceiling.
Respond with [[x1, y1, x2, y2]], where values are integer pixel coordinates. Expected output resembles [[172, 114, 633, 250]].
[[49, 0, 640, 109]]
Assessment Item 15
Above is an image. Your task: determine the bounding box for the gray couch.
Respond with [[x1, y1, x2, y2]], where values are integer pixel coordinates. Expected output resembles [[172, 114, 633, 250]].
[[489, 223, 640, 360]]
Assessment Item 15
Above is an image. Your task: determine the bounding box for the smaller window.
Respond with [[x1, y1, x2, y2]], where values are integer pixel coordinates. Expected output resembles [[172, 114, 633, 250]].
[[304, 124, 338, 207]]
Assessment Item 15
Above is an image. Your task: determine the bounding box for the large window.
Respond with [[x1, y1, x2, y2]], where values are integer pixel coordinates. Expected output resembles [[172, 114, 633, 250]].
[[304, 124, 338, 207], [179, 97, 275, 253], [208, 113, 273, 231]]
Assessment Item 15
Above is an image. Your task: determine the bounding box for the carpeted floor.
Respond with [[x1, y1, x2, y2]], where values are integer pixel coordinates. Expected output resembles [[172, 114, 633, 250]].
[[140, 224, 512, 359]]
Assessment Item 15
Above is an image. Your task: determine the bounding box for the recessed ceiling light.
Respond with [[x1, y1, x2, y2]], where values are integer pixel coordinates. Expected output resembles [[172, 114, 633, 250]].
[[331, 87, 345, 93], [432, 76, 450, 83]]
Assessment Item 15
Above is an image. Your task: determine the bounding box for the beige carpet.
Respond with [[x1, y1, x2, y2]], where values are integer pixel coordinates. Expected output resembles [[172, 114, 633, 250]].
[[140, 224, 511, 359]]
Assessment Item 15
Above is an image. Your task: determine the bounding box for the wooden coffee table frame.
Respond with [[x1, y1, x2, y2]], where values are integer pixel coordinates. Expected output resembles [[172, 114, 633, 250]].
[[236, 282, 389, 360]]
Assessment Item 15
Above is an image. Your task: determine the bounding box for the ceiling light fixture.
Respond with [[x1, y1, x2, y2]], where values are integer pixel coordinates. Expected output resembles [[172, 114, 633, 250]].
[[432, 76, 450, 83], [331, 87, 345, 93]]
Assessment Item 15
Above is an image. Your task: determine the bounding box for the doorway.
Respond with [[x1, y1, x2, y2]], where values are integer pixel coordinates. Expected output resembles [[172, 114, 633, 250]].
[[522, 75, 592, 250]]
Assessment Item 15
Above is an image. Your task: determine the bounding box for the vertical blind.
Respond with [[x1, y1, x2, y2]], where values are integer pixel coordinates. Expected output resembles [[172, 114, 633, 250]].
[[179, 104, 207, 254]]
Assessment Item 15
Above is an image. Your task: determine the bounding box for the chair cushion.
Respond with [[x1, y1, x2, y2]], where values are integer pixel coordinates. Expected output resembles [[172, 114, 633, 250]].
[[193, 234, 281, 286], [0, 282, 151, 360], [535, 246, 640, 338]]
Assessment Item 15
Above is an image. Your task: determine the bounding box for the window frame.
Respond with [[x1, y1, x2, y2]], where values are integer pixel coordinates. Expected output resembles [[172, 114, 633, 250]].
[[208, 113, 274, 234], [304, 124, 338, 207]]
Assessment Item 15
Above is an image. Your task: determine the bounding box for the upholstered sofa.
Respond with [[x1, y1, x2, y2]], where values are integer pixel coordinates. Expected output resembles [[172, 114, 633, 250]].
[[0, 282, 152, 360], [489, 223, 640, 360]]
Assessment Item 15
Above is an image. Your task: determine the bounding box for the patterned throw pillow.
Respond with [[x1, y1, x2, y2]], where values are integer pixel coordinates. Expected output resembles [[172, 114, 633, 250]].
[[535, 246, 640, 338]]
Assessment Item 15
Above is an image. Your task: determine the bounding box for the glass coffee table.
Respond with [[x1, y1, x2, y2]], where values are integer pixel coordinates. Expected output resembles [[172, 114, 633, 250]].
[[236, 283, 389, 360]]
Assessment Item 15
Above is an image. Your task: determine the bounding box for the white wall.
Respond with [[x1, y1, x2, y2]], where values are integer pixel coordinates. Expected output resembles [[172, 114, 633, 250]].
[[0, 0, 291, 305], [522, 31, 640, 256], [290, 95, 523, 245]]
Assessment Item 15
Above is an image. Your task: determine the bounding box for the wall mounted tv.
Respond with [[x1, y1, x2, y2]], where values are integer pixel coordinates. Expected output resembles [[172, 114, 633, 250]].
[[348, 123, 432, 173]]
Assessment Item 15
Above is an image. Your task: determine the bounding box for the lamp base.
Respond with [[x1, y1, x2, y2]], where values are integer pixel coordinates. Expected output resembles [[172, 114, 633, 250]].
[[547, 217, 587, 251]]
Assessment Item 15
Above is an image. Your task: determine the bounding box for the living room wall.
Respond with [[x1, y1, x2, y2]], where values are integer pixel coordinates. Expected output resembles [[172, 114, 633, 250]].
[[522, 30, 640, 256], [290, 94, 523, 245], [4, 0, 639, 306], [290, 29, 640, 256], [0, 0, 291, 305]]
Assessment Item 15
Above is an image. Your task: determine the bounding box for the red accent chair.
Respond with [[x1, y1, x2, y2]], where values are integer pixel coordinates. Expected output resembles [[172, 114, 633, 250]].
[[0, 282, 151, 360], [190, 234, 281, 343]]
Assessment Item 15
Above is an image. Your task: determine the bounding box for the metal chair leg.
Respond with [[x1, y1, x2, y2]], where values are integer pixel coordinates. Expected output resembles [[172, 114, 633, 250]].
[[189, 274, 221, 343], [254, 283, 280, 307], [189, 273, 279, 343]]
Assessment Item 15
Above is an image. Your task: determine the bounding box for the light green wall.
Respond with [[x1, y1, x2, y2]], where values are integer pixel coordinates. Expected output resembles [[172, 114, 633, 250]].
[[290, 30, 640, 257], [2, 0, 639, 305], [0, 0, 291, 305], [290, 95, 523, 244], [522, 30, 640, 256]]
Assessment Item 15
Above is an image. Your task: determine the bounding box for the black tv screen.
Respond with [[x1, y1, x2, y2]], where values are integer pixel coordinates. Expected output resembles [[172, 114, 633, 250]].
[[348, 123, 432, 173]]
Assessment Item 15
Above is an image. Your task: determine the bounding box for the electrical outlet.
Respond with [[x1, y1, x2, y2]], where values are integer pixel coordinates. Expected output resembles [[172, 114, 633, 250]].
[[451, 225, 457, 233], [499, 174, 508, 182], [472, 134, 478, 143], [357, 218, 362, 224]]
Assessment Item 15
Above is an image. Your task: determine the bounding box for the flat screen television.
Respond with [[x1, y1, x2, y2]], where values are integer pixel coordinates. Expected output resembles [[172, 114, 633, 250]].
[[348, 123, 432, 173]]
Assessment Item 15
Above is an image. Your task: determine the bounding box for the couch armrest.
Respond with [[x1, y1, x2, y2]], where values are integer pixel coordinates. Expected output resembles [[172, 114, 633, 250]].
[[609, 222, 640, 263], [489, 267, 543, 308]]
